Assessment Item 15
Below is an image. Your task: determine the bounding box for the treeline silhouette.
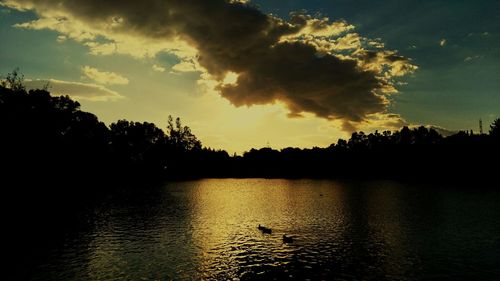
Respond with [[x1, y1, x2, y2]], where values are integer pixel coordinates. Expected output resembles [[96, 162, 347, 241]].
[[1, 70, 499, 185], [4, 70, 498, 279]]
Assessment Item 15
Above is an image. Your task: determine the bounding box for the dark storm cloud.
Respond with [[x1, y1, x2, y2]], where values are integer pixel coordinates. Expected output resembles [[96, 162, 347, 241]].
[[4, 0, 416, 130], [217, 42, 384, 122]]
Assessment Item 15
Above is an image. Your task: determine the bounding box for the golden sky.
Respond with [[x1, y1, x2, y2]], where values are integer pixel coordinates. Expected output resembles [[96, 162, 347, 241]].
[[2, 0, 498, 153]]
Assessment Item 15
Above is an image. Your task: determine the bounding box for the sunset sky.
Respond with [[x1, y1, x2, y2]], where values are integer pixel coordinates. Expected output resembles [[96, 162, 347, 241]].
[[1, 0, 499, 153]]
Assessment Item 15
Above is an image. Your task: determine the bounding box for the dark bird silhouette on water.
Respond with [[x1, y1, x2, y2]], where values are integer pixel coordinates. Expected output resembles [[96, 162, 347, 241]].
[[258, 224, 272, 234], [283, 235, 293, 244]]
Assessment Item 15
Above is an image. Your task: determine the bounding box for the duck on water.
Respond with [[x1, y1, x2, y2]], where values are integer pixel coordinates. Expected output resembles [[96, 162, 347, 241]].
[[282, 234, 293, 244], [257, 224, 272, 234]]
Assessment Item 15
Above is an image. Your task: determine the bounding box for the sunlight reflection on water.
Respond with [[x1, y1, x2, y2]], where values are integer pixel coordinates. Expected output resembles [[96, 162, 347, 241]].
[[30, 179, 500, 280]]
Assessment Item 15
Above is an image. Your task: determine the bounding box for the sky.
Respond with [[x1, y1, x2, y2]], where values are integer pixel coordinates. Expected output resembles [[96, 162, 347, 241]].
[[0, 0, 499, 154]]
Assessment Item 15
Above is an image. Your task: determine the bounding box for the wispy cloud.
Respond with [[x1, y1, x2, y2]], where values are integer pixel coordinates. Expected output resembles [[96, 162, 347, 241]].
[[464, 55, 482, 62], [424, 125, 457, 137], [81, 66, 129, 85], [56, 35, 67, 42], [24, 79, 124, 101]]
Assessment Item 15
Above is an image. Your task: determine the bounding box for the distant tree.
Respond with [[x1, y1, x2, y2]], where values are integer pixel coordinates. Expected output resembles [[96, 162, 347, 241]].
[[348, 131, 368, 150], [110, 120, 167, 164], [336, 139, 348, 150], [1, 68, 25, 91], [2, 68, 498, 182], [490, 118, 500, 139], [399, 126, 412, 145], [166, 115, 201, 151]]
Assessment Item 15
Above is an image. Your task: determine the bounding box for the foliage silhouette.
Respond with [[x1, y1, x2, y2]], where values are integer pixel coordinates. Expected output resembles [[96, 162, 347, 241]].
[[1, 70, 498, 185], [167, 115, 202, 151], [490, 118, 500, 139], [1, 68, 25, 91]]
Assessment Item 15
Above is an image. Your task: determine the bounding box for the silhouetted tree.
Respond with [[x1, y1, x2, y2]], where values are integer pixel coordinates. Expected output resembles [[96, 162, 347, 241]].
[[1, 69, 498, 183], [0, 68, 25, 91], [110, 120, 168, 171], [166, 115, 202, 151], [490, 118, 500, 139]]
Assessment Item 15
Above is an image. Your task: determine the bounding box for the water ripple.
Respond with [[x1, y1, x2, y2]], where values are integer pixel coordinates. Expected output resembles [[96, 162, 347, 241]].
[[24, 179, 500, 280]]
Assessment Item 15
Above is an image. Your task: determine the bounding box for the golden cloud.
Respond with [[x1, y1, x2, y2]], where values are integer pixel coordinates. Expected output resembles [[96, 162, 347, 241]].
[[5, 0, 417, 132], [81, 66, 129, 85]]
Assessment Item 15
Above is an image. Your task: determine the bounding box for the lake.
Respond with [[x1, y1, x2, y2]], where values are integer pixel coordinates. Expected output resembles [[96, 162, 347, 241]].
[[16, 179, 500, 280]]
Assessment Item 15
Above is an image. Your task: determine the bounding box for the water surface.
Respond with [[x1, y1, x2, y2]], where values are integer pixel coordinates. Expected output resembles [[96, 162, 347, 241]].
[[22, 179, 500, 280]]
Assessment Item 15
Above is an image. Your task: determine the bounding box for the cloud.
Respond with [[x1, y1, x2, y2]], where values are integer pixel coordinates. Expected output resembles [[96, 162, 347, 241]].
[[354, 50, 418, 77], [424, 125, 457, 137], [152, 64, 166, 72], [170, 59, 201, 73], [24, 79, 124, 101], [345, 113, 407, 133], [9, 4, 197, 59], [464, 55, 482, 62], [13, 16, 96, 41], [56, 35, 67, 42], [81, 66, 129, 85], [439, 38, 447, 47], [284, 12, 355, 38], [4, 0, 417, 131]]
